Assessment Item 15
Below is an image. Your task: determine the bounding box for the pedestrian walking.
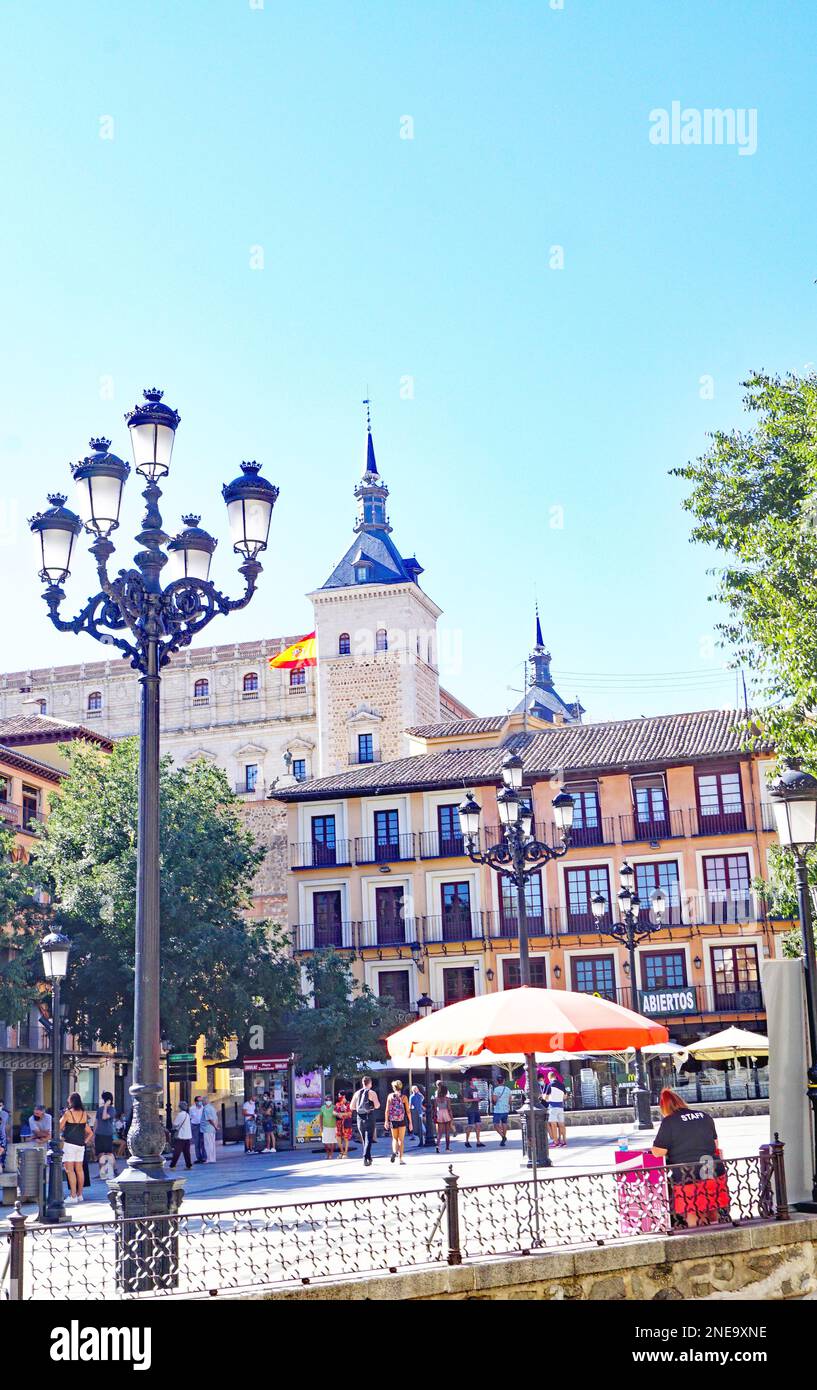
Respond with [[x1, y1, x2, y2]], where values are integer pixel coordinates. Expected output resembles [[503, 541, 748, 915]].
[[169, 1100, 193, 1169], [334, 1091, 353, 1158], [201, 1096, 218, 1163], [409, 1084, 425, 1145], [463, 1079, 485, 1149], [319, 1095, 338, 1158], [189, 1096, 204, 1162], [59, 1093, 93, 1204], [545, 1070, 567, 1148], [94, 1091, 117, 1179], [385, 1080, 412, 1164], [242, 1095, 258, 1154], [350, 1076, 380, 1166], [491, 1078, 512, 1146], [433, 1082, 454, 1153]]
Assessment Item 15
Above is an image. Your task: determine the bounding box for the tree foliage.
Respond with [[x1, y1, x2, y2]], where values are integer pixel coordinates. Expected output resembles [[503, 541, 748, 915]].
[[673, 370, 817, 762], [30, 739, 300, 1053], [0, 827, 41, 1023], [290, 949, 408, 1077]]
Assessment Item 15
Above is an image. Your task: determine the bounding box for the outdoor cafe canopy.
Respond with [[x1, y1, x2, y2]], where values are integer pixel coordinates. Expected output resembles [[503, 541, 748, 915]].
[[682, 1027, 770, 1063], [387, 987, 669, 1060]]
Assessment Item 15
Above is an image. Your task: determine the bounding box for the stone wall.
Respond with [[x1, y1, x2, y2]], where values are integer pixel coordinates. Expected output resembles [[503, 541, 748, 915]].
[[249, 1214, 817, 1302], [239, 800, 288, 924]]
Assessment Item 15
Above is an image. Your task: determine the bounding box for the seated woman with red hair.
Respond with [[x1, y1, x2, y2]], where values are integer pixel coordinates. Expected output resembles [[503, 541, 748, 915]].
[[652, 1088, 728, 1228]]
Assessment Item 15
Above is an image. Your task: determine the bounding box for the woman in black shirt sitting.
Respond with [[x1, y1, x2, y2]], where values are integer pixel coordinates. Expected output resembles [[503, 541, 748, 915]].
[[652, 1088, 728, 1228]]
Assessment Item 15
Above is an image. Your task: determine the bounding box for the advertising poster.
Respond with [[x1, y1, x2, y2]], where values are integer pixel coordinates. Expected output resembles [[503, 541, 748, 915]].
[[295, 1069, 324, 1144]]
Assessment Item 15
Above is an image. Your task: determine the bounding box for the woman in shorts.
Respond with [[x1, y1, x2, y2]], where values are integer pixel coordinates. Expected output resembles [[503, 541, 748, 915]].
[[60, 1093, 94, 1203], [385, 1079, 412, 1164]]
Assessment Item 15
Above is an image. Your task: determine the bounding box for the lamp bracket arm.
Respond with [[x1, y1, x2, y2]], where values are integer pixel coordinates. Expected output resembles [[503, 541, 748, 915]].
[[42, 584, 141, 666]]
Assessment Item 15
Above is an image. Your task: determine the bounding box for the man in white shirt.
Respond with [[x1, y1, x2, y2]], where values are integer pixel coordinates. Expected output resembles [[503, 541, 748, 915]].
[[189, 1097, 204, 1163], [29, 1106, 53, 1146], [200, 1098, 218, 1163], [242, 1096, 257, 1153]]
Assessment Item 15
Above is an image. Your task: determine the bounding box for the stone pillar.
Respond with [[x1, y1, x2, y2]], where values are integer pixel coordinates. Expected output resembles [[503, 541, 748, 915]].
[[3, 1068, 15, 1174], [34, 1070, 44, 1107], [3, 1068, 13, 1120]]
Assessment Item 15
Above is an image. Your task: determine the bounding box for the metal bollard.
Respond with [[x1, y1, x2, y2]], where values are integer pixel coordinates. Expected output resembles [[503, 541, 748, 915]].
[[443, 1167, 462, 1266], [770, 1132, 789, 1220], [7, 1202, 26, 1301]]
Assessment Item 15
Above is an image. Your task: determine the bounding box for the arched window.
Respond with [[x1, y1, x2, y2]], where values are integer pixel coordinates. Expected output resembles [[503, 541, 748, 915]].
[[87, 691, 102, 713], [290, 667, 306, 687], [338, 632, 351, 656], [243, 672, 259, 693], [375, 629, 388, 653], [193, 678, 209, 701]]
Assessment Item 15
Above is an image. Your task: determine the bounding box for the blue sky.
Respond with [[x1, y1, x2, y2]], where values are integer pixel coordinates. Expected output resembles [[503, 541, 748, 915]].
[[1, 0, 814, 723]]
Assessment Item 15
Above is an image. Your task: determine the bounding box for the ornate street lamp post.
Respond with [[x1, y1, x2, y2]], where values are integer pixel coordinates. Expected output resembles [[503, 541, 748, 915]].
[[591, 860, 667, 1130], [30, 391, 278, 1259], [458, 753, 575, 1170], [769, 765, 817, 1208], [40, 927, 71, 1224], [416, 992, 436, 1147]]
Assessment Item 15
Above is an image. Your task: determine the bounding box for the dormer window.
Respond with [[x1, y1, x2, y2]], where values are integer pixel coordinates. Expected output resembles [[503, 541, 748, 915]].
[[355, 563, 371, 584]]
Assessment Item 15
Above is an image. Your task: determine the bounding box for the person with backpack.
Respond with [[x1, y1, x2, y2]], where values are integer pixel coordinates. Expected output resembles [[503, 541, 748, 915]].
[[350, 1076, 380, 1166], [385, 1080, 412, 1164]]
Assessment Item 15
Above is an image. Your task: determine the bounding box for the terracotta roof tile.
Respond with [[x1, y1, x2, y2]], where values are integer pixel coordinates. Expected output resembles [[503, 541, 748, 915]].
[[0, 715, 113, 751]]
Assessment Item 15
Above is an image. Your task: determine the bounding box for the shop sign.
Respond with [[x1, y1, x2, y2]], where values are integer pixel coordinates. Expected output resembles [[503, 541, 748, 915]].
[[243, 1055, 290, 1073], [638, 988, 697, 1017]]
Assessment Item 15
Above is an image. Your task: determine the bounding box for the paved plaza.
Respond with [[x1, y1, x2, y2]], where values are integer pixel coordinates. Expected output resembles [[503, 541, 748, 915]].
[[5, 1112, 770, 1225]]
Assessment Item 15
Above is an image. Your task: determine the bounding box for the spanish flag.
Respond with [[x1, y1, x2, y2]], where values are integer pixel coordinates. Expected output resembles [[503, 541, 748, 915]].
[[268, 632, 317, 670]]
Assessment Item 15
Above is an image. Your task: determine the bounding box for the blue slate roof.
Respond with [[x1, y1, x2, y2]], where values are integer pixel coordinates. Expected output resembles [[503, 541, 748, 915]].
[[321, 531, 422, 589]]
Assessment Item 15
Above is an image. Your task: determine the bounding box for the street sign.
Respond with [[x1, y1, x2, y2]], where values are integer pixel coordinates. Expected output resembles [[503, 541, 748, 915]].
[[638, 988, 696, 1018], [167, 1051, 198, 1082]]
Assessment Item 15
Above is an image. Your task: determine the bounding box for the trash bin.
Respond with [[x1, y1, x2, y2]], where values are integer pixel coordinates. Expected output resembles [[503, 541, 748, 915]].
[[17, 1145, 46, 1203]]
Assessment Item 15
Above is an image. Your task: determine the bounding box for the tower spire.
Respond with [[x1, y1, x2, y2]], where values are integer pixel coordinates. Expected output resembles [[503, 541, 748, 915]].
[[535, 602, 544, 650], [363, 395, 377, 474]]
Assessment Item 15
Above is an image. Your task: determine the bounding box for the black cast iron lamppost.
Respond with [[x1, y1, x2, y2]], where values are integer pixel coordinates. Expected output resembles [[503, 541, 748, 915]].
[[458, 753, 575, 1171], [591, 860, 667, 1130], [416, 992, 436, 1147], [30, 390, 278, 1247], [40, 927, 71, 1224], [769, 764, 817, 1209]]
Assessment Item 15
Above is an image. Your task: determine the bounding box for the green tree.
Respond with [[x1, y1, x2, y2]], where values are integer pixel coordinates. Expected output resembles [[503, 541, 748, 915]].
[[0, 826, 41, 1023], [290, 948, 408, 1078], [673, 370, 817, 763], [30, 738, 300, 1054]]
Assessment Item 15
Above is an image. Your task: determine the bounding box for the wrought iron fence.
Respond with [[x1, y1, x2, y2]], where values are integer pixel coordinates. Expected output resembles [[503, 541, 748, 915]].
[[1, 1140, 787, 1300]]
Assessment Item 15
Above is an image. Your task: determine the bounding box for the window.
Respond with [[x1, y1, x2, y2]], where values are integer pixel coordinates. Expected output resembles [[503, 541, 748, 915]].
[[290, 667, 306, 687], [443, 967, 476, 1006], [243, 672, 259, 693], [566, 785, 603, 846], [375, 886, 406, 945], [193, 678, 209, 701], [565, 866, 611, 928], [358, 733, 374, 764], [696, 768, 746, 832], [87, 691, 102, 713], [441, 881, 472, 942], [355, 565, 369, 584], [292, 759, 307, 782], [311, 815, 337, 867], [338, 633, 351, 656], [22, 785, 40, 826], [374, 809, 399, 860], [375, 628, 388, 652], [635, 861, 681, 921], [571, 954, 616, 1000], [245, 764, 258, 793], [502, 957, 547, 989], [437, 803, 463, 856], [312, 890, 342, 949], [703, 853, 752, 922], [641, 951, 687, 991], [35, 699, 47, 715], [500, 872, 544, 934], [711, 944, 761, 1010], [632, 776, 668, 834], [378, 970, 411, 1012]]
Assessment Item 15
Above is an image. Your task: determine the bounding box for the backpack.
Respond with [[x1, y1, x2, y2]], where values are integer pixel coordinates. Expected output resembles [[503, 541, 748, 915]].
[[357, 1088, 375, 1115], [387, 1093, 405, 1124]]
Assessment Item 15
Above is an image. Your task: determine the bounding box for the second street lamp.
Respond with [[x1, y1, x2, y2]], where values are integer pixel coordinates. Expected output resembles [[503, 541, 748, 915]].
[[416, 993, 436, 1147], [769, 764, 817, 1209], [40, 927, 71, 1225], [591, 860, 667, 1130], [460, 754, 574, 1171]]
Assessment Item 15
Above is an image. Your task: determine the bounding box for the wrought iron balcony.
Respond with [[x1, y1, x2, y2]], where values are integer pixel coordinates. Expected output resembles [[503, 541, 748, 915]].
[[289, 840, 353, 870], [619, 807, 686, 843], [358, 917, 422, 950], [688, 805, 753, 836], [291, 920, 356, 952], [354, 832, 416, 865], [419, 830, 466, 859]]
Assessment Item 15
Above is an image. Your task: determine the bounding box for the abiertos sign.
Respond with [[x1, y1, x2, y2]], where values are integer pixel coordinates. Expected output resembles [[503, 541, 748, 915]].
[[638, 988, 696, 1017]]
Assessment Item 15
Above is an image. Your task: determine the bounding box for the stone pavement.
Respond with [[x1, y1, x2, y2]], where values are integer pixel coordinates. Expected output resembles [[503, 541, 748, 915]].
[[5, 1112, 769, 1225]]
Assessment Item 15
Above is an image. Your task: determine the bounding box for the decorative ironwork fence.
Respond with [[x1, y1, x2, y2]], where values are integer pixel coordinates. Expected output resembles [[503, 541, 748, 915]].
[[1, 1141, 788, 1300]]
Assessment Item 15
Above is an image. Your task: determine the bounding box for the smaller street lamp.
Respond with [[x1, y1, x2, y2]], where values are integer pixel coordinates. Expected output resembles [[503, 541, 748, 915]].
[[167, 516, 218, 582], [769, 764, 817, 1208], [416, 993, 436, 1148], [40, 927, 71, 1224], [29, 495, 82, 586], [70, 439, 130, 537]]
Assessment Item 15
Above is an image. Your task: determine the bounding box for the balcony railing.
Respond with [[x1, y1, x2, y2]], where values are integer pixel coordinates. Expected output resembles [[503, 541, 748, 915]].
[[760, 802, 776, 832], [358, 917, 421, 949], [564, 817, 616, 849], [290, 839, 353, 870], [355, 833, 416, 865], [689, 805, 754, 836], [619, 808, 686, 843], [349, 751, 382, 766], [419, 830, 466, 859], [292, 920, 356, 952], [422, 912, 487, 945], [575, 984, 765, 1019], [0, 802, 44, 833], [549, 889, 770, 936]]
